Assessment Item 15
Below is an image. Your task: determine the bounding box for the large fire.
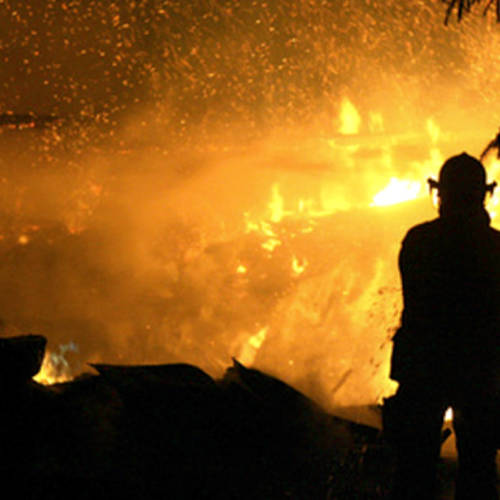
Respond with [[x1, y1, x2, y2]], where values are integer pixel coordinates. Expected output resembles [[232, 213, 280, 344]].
[[2, 1, 500, 413], [30, 99, 500, 410]]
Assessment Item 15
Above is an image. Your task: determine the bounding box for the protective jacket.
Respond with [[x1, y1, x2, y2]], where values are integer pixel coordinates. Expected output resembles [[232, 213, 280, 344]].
[[391, 209, 500, 396]]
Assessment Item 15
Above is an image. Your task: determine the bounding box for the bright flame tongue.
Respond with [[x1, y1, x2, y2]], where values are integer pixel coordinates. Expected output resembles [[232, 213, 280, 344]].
[[372, 178, 423, 207], [444, 407, 453, 422]]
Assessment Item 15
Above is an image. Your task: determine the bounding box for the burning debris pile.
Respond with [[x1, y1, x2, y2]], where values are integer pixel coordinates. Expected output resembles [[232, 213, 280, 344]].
[[3, 0, 500, 444], [2, 115, 500, 415], [0, 335, 385, 500]]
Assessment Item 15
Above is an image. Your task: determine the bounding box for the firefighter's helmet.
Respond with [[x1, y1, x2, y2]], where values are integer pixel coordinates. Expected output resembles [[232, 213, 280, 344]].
[[428, 152, 496, 195]]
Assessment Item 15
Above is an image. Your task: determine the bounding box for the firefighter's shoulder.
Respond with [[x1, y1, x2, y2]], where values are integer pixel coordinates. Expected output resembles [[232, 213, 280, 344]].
[[401, 218, 440, 247]]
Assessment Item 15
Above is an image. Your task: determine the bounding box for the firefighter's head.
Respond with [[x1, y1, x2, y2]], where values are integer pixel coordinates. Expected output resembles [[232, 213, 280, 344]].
[[428, 153, 496, 216]]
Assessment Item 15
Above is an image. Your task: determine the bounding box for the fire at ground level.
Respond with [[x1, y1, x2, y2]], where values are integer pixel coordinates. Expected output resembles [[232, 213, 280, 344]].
[[3, 113, 500, 414]]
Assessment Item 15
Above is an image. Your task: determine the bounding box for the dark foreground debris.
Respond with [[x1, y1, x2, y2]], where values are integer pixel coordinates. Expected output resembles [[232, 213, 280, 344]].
[[1, 335, 396, 499]]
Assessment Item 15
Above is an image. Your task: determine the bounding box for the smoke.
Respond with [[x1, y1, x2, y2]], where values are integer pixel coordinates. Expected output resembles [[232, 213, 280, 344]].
[[0, 126, 437, 408], [2, 0, 500, 410]]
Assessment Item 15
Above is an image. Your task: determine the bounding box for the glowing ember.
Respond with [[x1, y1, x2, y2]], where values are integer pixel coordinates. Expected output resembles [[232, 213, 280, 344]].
[[236, 264, 247, 274], [291, 256, 308, 275], [261, 238, 282, 252]]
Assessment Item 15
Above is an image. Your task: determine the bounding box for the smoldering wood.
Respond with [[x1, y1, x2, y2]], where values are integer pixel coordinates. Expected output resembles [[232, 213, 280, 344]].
[[90, 362, 216, 387], [0, 335, 393, 499]]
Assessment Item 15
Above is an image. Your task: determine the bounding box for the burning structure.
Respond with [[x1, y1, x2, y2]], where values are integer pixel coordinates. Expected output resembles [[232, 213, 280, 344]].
[[2, 0, 500, 418]]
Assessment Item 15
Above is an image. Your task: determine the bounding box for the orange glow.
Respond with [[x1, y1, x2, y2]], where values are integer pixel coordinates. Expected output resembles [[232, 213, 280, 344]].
[[261, 238, 281, 252], [34, 351, 73, 385], [19, 107, 490, 409], [229, 102, 461, 407], [238, 326, 269, 366], [4, 0, 500, 422], [291, 256, 308, 275], [338, 97, 361, 135], [427, 118, 441, 145], [269, 183, 288, 223], [34, 342, 78, 386]]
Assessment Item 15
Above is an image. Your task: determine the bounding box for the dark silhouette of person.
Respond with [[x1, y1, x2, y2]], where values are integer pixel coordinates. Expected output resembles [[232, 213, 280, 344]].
[[385, 153, 500, 500]]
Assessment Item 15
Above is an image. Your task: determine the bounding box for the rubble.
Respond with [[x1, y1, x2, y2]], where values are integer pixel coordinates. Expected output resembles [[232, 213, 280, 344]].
[[0, 334, 46, 382], [0, 334, 391, 499]]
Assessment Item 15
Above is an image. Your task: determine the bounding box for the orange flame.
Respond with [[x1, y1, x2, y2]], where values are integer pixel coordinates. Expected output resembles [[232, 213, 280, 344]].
[[238, 326, 269, 366], [34, 342, 78, 386]]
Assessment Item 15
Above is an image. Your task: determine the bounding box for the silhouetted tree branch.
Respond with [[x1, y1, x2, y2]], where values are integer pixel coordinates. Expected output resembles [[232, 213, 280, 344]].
[[443, 0, 500, 24]]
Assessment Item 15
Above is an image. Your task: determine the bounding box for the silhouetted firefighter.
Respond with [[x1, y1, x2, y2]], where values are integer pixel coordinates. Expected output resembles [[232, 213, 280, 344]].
[[384, 153, 500, 500]]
